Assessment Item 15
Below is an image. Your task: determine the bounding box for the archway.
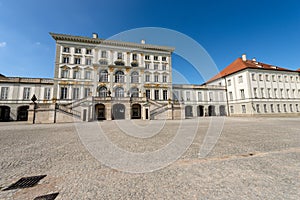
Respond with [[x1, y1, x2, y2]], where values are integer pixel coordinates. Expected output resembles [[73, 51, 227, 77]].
[[208, 105, 216, 116], [0, 106, 10, 122], [17, 105, 29, 121], [131, 104, 141, 119], [185, 105, 193, 118], [197, 105, 204, 117], [219, 105, 226, 116], [112, 104, 125, 120], [95, 104, 106, 120]]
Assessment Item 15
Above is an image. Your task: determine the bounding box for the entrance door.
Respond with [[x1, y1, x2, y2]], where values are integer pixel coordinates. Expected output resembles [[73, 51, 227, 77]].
[[0, 106, 10, 121], [17, 106, 29, 121], [112, 104, 125, 120], [185, 106, 193, 118], [208, 105, 216, 116], [95, 104, 106, 120], [219, 105, 226, 116], [131, 104, 141, 119], [197, 105, 204, 117]]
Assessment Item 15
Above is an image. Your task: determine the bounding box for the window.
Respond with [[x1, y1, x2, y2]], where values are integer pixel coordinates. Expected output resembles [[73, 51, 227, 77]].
[[251, 74, 256, 81], [283, 104, 287, 112], [99, 70, 108, 82], [154, 90, 159, 100], [267, 88, 271, 98], [186, 91, 190, 101], [23, 88, 30, 100], [73, 70, 80, 79], [265, 75, 269, 81], [115, 71, 124, 83], [198, 92, 202, 101], [253, 88, 258, 98], [290, 104, 293, 112], [101, 50, 107, 58], [86, 49, 92, 54], [270, 104, 274, 113], [145, 74, 150, 82], [0, 87, 9, 100], [173, 91, 179, 101], [85, 70, 92, 80], [277, 104, 281, 112], [99, 87, 107, 97], [74, 58, 81, 64], [132, 53, 137, 61], [75, 48, 81, 54], [99, 59, 108, 65], [162, 64, 167, 71], [242, 105, 246, 113], [117, 52, 123, 59], [145, 63, 150, 69], [130, 88, 139, 98], [229, 92, 233, 100], [44, 88, 51, 100], [73, 88, 80, 99], [162, 56, 167, 61], [272, 75, 276, 82], [209, 92, 213, 101], [84, 88, 91, 97], [146, 90, 150, 99], [274, 89, 277, 98], [227, 79, 231, 86], [240, 89, 245, 99], [261, 88, 264, 98], [162, 75, 167, 83], [238, 76, 243, 83], [163, 90, 168, 100], [263, 104, 267, 113], [131, 71, 139, 83], [154, 75, 159, 82], [60, 87, 68, 99], [145, 55, 150, 60], [154, 64, 158, 70], [61, 69, 69, 78], [230, 106, 234, 114], [115, 87, 124, 97], [256, 104, 260, 113], [62, 57, 69, 63], [259, 74, 263, 81], [86, 58, 92, 65], [219, 92, 224, 101], [154, 56, 158, 61], [63, 47, 70, 53]]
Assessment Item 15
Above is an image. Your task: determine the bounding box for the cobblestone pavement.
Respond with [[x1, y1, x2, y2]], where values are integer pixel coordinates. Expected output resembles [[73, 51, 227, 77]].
[[0, 117, 299, 199]]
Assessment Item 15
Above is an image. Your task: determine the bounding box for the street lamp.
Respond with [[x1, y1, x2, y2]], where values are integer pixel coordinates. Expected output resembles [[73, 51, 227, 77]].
[[31, 94, 37, 124]]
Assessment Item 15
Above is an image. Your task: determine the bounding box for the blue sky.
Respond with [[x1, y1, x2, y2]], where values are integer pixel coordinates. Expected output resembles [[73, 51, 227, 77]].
[[0, 0, 300, 84]]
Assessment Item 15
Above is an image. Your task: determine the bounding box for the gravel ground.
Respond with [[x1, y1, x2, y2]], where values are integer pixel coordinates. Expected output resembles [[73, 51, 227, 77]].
[[0, 117, 299, 200]]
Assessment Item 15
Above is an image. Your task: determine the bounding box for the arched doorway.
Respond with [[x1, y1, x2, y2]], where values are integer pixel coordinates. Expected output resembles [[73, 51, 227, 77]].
[[112, 104, 125, 120], [17, 105, 29, 121], [197, 105, 204, 117], [208, 105, 216, 116], [131, 104, 141, 119], [185, 105, 193, 118], [219, 105, 226, 116], [0, 106, 10, 122], [95, 104, 106, 120]]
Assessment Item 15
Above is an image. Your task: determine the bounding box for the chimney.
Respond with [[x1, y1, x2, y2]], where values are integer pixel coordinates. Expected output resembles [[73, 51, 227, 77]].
[[242, 54, 247, 61], [141, 39, 145, 44], [92, 33, 98, 39]]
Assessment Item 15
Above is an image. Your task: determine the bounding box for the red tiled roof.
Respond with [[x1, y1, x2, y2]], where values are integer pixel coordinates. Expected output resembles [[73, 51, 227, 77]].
[[206, 57, 296, 83], [297, 68, 300, 72]]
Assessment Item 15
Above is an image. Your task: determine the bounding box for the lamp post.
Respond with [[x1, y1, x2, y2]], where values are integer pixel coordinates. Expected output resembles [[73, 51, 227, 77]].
[[31, 94, 37, 124]]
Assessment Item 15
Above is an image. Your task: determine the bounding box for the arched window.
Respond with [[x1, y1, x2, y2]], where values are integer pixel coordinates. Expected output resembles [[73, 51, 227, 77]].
[[131, 71, 139, 83], [115, 71, 124, 83], [98, 86, 107, 97], [99, 70, 108, 82], [115, 87, 124, 98], [130, 87, 139, 98]]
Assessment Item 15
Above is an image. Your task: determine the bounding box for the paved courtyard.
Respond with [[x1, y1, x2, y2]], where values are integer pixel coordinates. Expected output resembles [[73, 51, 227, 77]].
[[0, 117, 299, 199]]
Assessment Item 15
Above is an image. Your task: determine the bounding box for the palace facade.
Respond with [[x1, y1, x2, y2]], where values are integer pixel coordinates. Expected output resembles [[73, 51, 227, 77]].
[[0, 33, 299, 122]]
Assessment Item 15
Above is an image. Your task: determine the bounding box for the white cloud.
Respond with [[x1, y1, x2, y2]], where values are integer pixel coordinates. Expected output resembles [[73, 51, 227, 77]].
[[0, 42, 6, 47], [35, 42, 41, 45]]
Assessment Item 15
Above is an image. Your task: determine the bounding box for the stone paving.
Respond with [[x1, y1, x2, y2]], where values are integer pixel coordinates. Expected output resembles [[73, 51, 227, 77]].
[[0, 117, 299, 199]]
